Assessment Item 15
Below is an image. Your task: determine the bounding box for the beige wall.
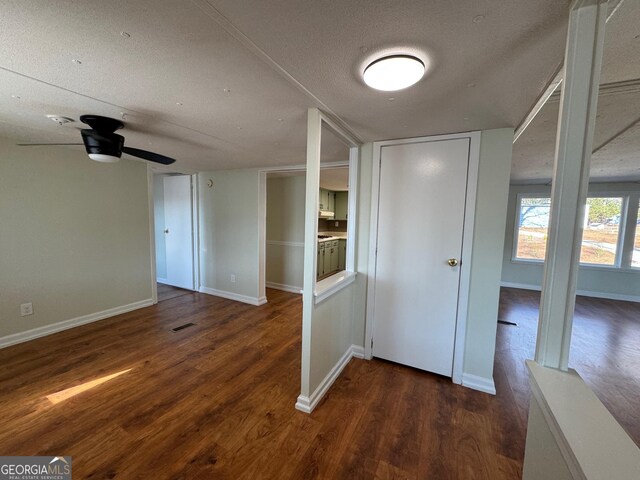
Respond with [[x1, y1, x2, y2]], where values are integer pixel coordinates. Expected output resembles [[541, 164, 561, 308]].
[[0, 138, 153, 341], [198, 169, 262, 302], [266, 175, 305, 290]]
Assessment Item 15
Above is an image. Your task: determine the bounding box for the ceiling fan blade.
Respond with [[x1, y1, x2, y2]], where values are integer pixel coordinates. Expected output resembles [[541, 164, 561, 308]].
[[122, 146, 176, 165], [17, 143, 83, 146]]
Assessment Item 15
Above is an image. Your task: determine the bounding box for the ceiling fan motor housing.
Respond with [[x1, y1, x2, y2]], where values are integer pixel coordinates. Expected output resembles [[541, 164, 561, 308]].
[[80, 129, 124, 158]]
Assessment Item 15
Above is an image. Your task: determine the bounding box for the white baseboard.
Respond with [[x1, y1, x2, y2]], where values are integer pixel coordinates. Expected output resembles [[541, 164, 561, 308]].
[[156, 277, 170, 285], [0, 298, 154, 349], [500, 281, 542, 291], [199, 286, 265, 306], [265, 281, 302, 294], [351, 345, 365, 359], [461, 373, 497, 395], [500, 281, 640, 303], [576, 289, 640, 303], [296, 344, 363, 414]]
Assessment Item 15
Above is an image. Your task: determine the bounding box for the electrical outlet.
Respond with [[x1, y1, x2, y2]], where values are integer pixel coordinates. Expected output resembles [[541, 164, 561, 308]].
[[20, 302, 33, 317], [230, 274, 236, 283], [335, 221, 339, 227]]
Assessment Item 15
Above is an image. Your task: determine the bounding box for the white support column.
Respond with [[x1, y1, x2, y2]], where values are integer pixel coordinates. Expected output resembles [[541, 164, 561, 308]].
[[298, 108, 322, 401], [535, 0, 608, 370]]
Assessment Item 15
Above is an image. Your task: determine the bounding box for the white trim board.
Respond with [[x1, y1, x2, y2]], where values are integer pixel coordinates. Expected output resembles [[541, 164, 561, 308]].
[[295, 344, 364, 413], [0, 298, 154, 349], [266, 240, 305, 247], [500, 281, 640, 303], [199, 286, 267, 306], [265, 281, 302, 294], [461, 373, 496, 395], [156, 277, 170, 285]]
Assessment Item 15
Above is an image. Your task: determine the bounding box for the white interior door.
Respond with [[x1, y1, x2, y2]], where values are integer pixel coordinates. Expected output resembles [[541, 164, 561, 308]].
[[163, 175, 194, 290], [373, 138, 470, 377]]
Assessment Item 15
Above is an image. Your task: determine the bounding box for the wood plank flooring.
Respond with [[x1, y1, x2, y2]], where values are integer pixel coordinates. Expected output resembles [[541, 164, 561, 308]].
[[0, 287, 637, 478], [157, 283, 194, 302], [497, 287, 640, 448]]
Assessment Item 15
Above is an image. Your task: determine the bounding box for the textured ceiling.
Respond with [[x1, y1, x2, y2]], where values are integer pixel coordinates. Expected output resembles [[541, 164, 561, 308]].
[[512, 0, 640, 184], [0, 0, 613, 179]]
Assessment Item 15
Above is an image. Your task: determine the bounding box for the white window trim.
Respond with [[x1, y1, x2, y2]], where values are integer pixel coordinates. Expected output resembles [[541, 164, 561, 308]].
[[513, 192, 631, 269], [512, 193, 551, 264]]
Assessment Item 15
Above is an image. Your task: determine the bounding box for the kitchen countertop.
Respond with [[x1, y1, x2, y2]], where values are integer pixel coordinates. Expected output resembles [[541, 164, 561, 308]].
[[317, 232, 347, 241]]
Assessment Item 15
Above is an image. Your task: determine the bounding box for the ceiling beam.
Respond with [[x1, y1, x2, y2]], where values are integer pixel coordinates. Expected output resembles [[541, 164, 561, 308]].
[[191, 0, 363, 144], [513, 0, 625, 144]]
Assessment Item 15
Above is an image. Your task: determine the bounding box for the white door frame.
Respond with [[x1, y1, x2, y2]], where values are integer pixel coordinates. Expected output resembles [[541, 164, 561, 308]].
[[257, 161, 352, 302], [364, 131, 481, 385], [149, 172, 200, 294]]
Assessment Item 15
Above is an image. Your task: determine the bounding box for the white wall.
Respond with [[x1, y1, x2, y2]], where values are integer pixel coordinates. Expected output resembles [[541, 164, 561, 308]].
[[462, 128, 514, 383], [198, 169, 264, 304], [501, 183, 640, 301], [266, 175, 305, 291], [153, 174, 167, 280], [0, 138, 154, 343]]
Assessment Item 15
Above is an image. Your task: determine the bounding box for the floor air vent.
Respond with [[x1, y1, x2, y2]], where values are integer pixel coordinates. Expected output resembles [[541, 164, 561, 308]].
[[171, 322, 195, 332]]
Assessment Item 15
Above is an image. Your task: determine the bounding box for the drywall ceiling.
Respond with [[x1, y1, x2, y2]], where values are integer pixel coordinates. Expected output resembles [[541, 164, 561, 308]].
[[320, 168, 350, 192], [512, 0, 640, 184], [0, 0, 596, 177]]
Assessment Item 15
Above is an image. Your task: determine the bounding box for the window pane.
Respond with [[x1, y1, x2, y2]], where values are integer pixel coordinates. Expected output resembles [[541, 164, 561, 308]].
[[580, 197, 623, 265], [516, 197, 550, 260], [633, 202, 640, 268]]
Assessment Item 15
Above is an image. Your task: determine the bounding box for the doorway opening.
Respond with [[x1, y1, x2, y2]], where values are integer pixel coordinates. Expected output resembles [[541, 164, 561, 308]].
[[153, 173, 198, 301]]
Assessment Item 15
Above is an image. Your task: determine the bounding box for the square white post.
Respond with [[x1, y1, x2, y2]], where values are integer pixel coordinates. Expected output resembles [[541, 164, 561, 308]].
[[536, 0, 608, 370]]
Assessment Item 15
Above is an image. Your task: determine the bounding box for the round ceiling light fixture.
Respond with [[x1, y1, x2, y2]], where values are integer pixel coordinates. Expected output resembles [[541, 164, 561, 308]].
[[363, 54, 426, 91]]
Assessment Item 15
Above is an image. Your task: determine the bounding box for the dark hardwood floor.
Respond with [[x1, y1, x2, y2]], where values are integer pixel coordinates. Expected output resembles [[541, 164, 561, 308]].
[[157, 283, 193, 302], [0, 287, 637, 478], [497, 287, 640, 448]]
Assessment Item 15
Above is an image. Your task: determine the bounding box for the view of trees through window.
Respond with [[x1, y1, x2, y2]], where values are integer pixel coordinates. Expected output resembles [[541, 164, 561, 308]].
[[580, 197, 623, 265], [515, 196, 624, 266], [515, 197, 550, 260]]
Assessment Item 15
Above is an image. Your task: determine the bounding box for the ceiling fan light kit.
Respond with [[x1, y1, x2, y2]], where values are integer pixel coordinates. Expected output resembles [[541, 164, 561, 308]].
[[18, 114, 176, 165]]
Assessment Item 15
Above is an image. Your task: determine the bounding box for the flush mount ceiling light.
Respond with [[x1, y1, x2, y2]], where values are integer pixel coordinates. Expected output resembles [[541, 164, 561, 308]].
[[363, 54, 426, 91]]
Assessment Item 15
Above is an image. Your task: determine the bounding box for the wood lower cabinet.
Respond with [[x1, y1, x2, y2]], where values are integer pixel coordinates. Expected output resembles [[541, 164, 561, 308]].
[[317, 238, 346, 279], [329, 240, 339, 272]]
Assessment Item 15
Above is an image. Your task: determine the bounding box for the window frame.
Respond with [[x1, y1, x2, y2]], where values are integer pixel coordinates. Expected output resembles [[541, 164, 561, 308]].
[[512, 191, 632, 270], [512, 193, 552, 264]]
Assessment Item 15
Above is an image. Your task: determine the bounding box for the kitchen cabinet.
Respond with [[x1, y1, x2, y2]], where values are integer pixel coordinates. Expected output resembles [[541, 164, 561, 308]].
[[317, 242, 323, 278], [334, 192, 348, 220], [330, 240, 339, 272], [322, 241, 331, 276], [318, 188, 336, 214], [338, 239, 346, 270]]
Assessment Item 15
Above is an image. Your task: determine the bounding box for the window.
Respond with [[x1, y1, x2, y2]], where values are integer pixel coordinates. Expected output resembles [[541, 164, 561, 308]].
[[580, 197, 623, 266], [633, 202, 640, 269], [515, 196, 550, 261], [514, 195, 626, 267]]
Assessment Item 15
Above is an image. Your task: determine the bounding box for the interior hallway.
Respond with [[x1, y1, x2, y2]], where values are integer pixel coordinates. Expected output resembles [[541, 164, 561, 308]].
[[0, 288, 638, 478]]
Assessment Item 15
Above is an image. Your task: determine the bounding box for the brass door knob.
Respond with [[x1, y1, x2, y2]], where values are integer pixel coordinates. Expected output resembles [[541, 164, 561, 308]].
[[447, 258, 459, 267]]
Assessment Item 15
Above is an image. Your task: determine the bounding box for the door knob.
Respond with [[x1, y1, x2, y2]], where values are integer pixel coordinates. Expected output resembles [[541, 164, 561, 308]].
[[164, 229, 169, 234], [447, 258, 459, 267]]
